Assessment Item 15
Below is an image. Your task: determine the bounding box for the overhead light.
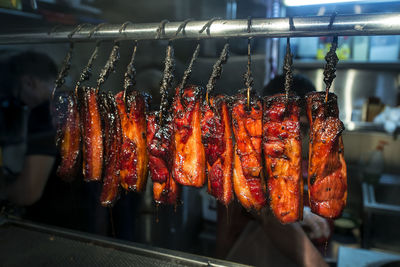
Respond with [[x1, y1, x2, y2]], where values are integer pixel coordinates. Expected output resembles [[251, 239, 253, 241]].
[[283, 0, 389, 6]]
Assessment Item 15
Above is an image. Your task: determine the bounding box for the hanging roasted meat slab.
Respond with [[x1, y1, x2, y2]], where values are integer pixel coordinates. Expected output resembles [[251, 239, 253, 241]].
[[56, 93, 81, 181], [147, 112, 180, 205], [306, 92, 347, 219], [201, 95, 233, 205], [99, 92, 122, 207], [263, 94, 303, 223], [115, 91, 148, 192], [231, 92, 266, 211], [172, 85, 206, 187], [78, 87, 103, 182]]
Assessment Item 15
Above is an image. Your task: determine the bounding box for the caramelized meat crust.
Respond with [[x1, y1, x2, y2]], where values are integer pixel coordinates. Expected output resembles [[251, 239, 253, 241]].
[[306, 92, 347, 219], [56, 93, 81, 181], [78, 87, 103, 181], [172, 85, 206, 187], [201, 96, 233, 205], [263, 94, 303, 223], [147, 112, 179, 205], [99, 93, 122, 207], [231, 93, 266, 211], [115, 91, 148, 192]]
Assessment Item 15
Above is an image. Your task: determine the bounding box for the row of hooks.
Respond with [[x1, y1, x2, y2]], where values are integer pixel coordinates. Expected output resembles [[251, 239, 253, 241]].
[[52, 12, 340, 118]]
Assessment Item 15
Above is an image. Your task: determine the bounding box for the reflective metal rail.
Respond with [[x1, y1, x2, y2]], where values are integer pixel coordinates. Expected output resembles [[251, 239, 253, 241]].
[[1, 12, 400, 44]]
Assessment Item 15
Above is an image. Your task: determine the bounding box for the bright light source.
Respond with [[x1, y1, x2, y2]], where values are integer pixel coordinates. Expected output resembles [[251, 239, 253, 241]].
[[284, 0, 382, 6]]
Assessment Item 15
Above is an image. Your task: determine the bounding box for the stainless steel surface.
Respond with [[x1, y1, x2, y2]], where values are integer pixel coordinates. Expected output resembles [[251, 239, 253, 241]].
[[337, 246, 400, 267], [0, 218, 249, 267], [362, 176, 400, 214], [344, 122, 385, 132], [2, 13, 400, 44], [362, 174, 400, 250], [295, 62, 400, 122]]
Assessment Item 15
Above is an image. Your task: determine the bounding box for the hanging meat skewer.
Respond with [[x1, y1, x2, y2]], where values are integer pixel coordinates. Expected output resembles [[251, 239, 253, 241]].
[[232, 38, 266, 211], [201, 44, 233, 205], [147, 112, 178, 204], [116, 43, 149, 192], [80, 41, 119, 183], [263, 38, 303, 223], [307, 36, 347, 219], [54, 44, 79, 181], [172, 84, 206, 187], [306, 92, 347, 219], [77, 43, 119, 184], [92, 41, 124, 205], [56, 95, 81, 181], [57, 43, 101, 181], [147, 42, 179, 204], [99, 92, 122, 206], [263, 95, 303, 223]]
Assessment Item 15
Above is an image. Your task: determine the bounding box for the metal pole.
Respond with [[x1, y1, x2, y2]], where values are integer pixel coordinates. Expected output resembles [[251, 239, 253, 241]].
[[1, 13, 400, 44]]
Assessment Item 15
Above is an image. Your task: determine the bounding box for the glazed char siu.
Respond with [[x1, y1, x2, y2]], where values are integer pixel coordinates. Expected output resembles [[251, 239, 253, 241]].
[[172, 85, 206, 187], [306, 92, 347, 219], [78, 87, 103, 181], [263, 94, 303, 223], [231, 93, 266, 211], [56, 93, 81, 181], [201, 96, 233, 205], [115, 91, 148, 192], [99, 93, 122, 207], [147, 112, 180, 205]]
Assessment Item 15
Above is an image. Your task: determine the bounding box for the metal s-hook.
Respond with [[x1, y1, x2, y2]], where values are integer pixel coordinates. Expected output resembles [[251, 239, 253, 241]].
[[123, 40, 138, 113], [324, 11, 339, 104], [199, 17, 221, 35], [175, 18, 193, 37], [179, 43, 201, 98], [206, 43, 229, 105], [119, 21, 133, 37], [67, 23, 91, 40], [328, 11, 338, 31], [75, 40, 101, 97], [245, 16, 253, 109], [283, 17, 294, 103], [156, 19, 169, 39], [96, 40, 120, 93], [52, 24, 89, 100], [89, 23, 106, 39]]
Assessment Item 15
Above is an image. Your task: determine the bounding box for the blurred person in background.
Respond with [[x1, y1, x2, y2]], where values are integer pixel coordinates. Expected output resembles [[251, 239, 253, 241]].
[[0, 51, 57, 206]]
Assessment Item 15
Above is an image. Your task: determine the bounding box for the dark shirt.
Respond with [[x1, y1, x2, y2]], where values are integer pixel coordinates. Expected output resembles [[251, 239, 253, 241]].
[[26, 101, 56, 156]]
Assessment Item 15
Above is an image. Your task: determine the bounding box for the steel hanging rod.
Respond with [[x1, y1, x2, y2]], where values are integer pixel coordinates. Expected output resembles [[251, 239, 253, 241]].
[[1, 12, 400, 44]]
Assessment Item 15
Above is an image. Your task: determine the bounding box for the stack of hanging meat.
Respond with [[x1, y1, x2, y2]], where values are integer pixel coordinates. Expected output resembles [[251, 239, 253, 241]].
[[56, 88, 347, 220]]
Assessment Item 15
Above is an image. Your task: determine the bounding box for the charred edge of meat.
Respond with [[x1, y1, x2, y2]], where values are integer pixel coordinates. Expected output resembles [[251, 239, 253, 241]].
[[263, 93, 300, 109], [305, 91, 340, 121], [124, 90, 151, 112], [179, 84, 203, 106], [231, 89, 261, 109]]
